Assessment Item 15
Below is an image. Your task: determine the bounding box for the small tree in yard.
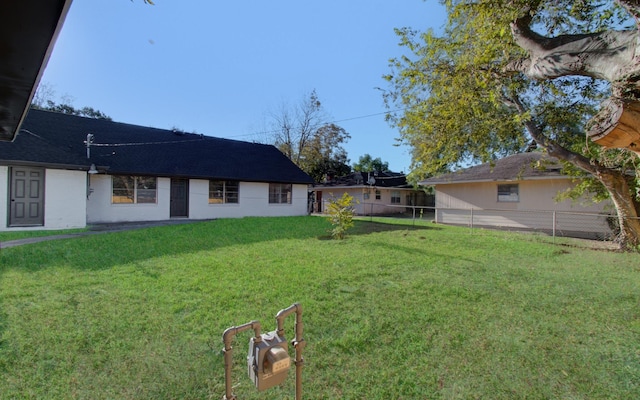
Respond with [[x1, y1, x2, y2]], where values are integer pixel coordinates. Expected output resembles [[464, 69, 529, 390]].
[[326, 193, 357, 240]]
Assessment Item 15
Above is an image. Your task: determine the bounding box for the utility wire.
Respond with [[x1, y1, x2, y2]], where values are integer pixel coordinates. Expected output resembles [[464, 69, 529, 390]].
[[224, 108, 406, 139]]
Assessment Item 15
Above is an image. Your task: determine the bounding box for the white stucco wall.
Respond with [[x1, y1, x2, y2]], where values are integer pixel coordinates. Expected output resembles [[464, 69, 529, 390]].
[[190, 181, 309, 219], [43, 169, 87, 229], [0, 166, 7, 228], [0, 167, 87, 231], [87, 175, 171, 223], [87, 175, 310, 223]]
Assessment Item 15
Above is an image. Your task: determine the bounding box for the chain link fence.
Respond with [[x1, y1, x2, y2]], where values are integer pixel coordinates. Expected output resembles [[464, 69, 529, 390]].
[[329, 202, 633, 249]]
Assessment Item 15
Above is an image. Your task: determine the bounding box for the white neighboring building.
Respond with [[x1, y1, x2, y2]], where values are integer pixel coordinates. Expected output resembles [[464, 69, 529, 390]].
[[0, 109, 313, 231]]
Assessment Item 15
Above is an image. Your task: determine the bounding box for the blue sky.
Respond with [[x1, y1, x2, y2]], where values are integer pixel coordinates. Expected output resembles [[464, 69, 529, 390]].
[[40, 0, 446, 173]]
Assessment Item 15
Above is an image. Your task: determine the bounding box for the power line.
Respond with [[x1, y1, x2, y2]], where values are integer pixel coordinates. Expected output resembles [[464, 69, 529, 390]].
[[224, 108, 407, 139]]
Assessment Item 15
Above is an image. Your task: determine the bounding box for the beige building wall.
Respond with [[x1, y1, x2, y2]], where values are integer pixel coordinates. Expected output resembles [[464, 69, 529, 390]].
[[433, 178, 613, 237], [317, 187, 410, 215], [434, 179, 608, 212]]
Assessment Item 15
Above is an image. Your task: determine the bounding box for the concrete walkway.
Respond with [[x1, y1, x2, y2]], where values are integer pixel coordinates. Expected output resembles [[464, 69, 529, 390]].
[[0, 219, 206, 249]]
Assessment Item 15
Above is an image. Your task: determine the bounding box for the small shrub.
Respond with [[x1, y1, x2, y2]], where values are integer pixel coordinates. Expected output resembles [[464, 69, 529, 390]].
[[326, 192, 358, 239]]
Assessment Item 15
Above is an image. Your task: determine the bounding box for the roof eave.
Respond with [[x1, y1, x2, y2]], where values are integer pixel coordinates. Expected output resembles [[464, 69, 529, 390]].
[[0, 0, 73, 142], [419, 175, 569, 186]]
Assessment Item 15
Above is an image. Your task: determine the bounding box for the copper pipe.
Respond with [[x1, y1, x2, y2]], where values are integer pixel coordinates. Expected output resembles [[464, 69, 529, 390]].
[[222, 320, 261, 400], [275, 303, 304, 400]]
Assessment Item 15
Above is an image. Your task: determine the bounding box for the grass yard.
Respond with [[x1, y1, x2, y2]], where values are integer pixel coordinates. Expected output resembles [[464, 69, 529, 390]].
[[0, 216, 638, 399]]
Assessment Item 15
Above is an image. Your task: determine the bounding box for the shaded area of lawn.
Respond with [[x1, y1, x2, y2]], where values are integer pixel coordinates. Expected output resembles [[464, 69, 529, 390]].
[[0, 217, 437, 272], [0, 228, 87, 243], [0, 216, 638, 399]]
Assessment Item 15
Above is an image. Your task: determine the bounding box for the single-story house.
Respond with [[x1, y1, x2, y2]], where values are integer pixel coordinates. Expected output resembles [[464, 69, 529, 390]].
[[419, 152, 614, 237], [312, 171, 432, 215], [0, 109, 314, 231]]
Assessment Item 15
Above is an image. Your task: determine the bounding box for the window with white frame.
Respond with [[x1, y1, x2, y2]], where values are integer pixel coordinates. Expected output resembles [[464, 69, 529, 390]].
[[112, 175, 157, 204], [375, 189, 381, 200], [269, 183, 292, 204], [391, 190, 401, 204], [209, 180, 239, 204], [497, 184, 519, 202]]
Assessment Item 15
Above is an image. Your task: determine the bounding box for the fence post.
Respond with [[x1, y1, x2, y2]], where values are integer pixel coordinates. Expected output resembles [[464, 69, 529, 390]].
[[552, 211, 557, 243], [470, 208, 474, 233]]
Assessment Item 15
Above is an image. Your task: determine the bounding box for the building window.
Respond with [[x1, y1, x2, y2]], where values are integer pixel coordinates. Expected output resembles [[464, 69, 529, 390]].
[[497, 184, 519, 202], [391, 190, 401, 204], [363, 191, 370, 200], [269, 183, 292, 204], [209, 180, 239, 204], [112, 175, 157, 204], [375, 189, 381, 200]]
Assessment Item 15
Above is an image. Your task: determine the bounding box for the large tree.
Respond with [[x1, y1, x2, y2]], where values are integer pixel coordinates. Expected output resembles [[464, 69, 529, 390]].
[[384, 0, 640, 249], [301, 123, 351, 182], [269, 90, 351, 182]]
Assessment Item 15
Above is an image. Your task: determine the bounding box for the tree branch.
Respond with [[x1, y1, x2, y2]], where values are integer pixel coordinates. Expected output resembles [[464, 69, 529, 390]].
[[506, 93, 604, 175], [506, 17, 639, 83]]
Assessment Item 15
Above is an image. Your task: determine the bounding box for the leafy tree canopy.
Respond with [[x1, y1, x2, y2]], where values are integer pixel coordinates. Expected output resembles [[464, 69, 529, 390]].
[[384, 0, 640, 248], [352, 154, 390, 172]]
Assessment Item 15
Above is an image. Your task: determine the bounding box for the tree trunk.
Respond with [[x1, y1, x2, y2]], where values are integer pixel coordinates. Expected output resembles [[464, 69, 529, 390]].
[[597, 170, 640, 249], [511, 95, 640, 249], [507, 18, 640, 84]]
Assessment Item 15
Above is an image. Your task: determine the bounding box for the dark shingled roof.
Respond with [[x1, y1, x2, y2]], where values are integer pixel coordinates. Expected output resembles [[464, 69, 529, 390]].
[[0, 109, 314, 184], [419, 152, 564, 185], [315, 171, 411, 188]]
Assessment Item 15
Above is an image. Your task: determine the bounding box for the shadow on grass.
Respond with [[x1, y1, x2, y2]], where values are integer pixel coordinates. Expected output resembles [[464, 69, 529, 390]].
[[318, 219, 439, 240], [0, 216, 440, 273], [351, 220, 439, 235]]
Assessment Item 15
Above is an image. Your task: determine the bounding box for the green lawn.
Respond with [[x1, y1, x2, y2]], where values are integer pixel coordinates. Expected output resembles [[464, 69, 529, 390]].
[[0, 216, 638, 399]]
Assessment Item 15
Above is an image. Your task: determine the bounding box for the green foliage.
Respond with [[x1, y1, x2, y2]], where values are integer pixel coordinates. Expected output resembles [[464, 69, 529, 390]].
[[305, 155, 351, 183], [383, 0, 632, 179], [33, 101, 112, 120], [325, 192, 358, 239], [300, 123, 351, 182], [383, 0, 640, 244], [31, 82, 112, 120], [352, 153, 390, 172]]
